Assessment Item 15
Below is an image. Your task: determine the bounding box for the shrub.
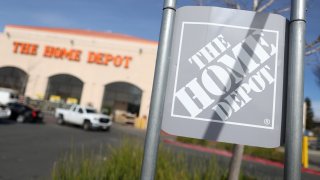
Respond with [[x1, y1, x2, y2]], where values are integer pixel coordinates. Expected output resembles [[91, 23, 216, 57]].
[[244, 146, 284, 162], [215, 142, 234, 151], [176, 136, 209, 146], [176, 138, 284, 163]]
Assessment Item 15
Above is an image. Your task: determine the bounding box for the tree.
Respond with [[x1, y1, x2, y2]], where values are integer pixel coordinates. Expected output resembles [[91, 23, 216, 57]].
[[312, 57, 320, 84], [306, 35, 320, 56], [305, 97, 315, 130], [193, 0, 320, 56]]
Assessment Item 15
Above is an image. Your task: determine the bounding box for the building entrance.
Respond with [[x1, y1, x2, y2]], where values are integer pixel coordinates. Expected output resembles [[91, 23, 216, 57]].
[[45, 74, 83, 104], [101, 82, 142, 115], [0, 66, 28, 94]]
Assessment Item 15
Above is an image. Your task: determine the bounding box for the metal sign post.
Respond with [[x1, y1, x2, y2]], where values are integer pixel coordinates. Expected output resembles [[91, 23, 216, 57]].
[[284, 0, 306, 179], [140, 0, 176, 180]]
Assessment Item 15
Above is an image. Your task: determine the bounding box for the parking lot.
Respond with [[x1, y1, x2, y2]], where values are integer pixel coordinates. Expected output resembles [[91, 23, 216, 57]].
[[0, 115, 145, 180], [1, 114, 320, 180]]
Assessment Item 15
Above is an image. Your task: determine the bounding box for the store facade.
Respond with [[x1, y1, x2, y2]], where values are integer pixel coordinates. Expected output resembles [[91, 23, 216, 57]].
[[0, 25, 158, 117]]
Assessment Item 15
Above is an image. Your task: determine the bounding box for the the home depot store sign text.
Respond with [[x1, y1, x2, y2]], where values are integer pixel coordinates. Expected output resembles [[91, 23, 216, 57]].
[[12, 41, 132, 69]]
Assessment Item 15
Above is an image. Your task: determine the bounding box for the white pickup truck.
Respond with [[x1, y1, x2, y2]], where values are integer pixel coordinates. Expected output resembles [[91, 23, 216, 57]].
[[55, 104, 112, 131]]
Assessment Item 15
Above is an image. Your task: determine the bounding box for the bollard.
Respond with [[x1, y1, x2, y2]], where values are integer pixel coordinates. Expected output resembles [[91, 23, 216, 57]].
[[302, 136, 309, 168]]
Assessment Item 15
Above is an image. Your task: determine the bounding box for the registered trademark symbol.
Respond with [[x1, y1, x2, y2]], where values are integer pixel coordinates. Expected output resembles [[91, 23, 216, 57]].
[[264, 119, 271, 125]]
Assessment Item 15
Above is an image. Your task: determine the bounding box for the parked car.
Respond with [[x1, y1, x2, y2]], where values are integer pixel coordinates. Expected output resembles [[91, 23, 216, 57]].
[[0, 104, 11, 119], [7, 102, 43, 123], [55, 104, 112, 131]]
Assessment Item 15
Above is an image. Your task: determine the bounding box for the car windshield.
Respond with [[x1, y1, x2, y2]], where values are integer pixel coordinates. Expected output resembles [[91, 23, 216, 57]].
[[86, 109, 97, 114]]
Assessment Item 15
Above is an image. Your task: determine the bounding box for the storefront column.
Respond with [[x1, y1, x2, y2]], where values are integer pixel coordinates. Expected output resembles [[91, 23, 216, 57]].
[[139, 89, 151, 118], [80, 82, 104, 110], [24, 75, 48, 100]]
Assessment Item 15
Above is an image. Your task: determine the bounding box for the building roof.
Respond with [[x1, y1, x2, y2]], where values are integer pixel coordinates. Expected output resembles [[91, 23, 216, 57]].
[[6, 24, 158, 45]]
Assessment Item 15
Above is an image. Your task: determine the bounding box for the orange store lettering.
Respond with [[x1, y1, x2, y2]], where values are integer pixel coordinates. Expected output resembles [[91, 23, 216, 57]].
[[12, 41, 133, 69], [87, 51, 132, 68], [43, 46, 81, 62], [13, 42, 38, 56]]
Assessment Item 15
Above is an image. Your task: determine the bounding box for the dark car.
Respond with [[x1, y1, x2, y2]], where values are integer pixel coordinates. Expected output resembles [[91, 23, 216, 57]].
[[7, 102, 43, 123]]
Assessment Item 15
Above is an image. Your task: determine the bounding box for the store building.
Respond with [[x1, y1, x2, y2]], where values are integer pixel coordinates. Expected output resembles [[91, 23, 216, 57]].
[[0, 25, 158, 117]]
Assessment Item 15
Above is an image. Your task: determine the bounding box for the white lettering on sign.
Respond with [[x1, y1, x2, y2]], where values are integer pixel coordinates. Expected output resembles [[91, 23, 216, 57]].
[[175, 31, 277, 119], [175, 78, 214, 117], [188, 35, 230, 70]]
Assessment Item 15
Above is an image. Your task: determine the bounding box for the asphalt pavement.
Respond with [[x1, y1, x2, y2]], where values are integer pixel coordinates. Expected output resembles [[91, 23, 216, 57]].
[[0, 115, 143, 180], [0, 115, 319, 180]]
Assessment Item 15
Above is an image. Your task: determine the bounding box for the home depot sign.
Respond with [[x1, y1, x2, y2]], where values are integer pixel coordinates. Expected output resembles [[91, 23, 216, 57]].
[[12, 42, 132, 68], [161, 6, 288, 148], [175, 33, 276, 119]]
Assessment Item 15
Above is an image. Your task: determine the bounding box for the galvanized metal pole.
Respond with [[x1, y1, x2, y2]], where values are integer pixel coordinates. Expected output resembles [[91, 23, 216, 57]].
[[140, 0, 176, 180], [227, 144, 244, 180], [284, 0, 306, 179]]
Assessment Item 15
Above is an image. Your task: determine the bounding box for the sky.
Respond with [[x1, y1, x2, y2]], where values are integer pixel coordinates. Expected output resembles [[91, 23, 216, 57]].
[[0, 0, 320, 118]]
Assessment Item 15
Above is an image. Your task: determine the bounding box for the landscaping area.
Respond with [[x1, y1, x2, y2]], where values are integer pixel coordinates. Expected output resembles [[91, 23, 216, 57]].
[[52, 140, 256, 180], [176, 137, 284, 162]]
